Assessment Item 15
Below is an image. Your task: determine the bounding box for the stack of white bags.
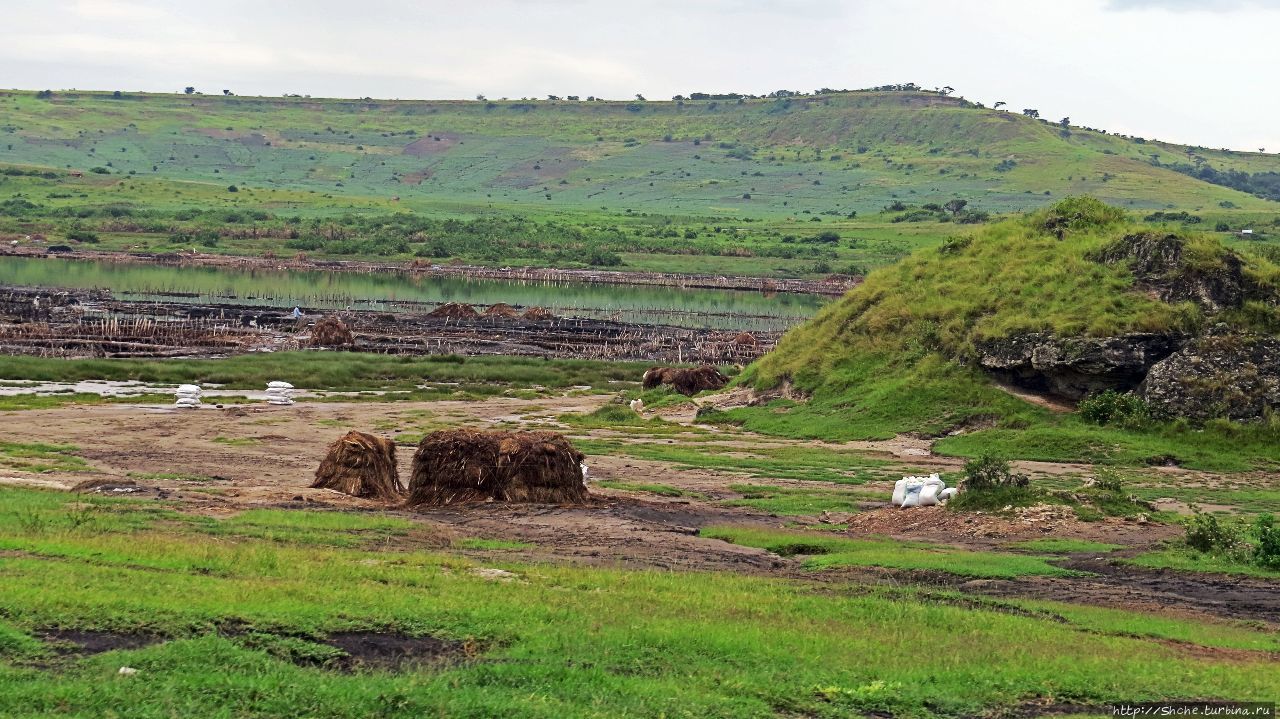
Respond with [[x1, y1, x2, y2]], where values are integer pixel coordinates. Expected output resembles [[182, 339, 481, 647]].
[[174, 384, 202, 409], [892, 473, 959, 508], [265, 381, 295, 406]]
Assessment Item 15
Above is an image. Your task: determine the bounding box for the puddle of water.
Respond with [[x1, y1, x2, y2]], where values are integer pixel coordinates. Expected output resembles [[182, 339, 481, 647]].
[[0, 379, 317, 401]]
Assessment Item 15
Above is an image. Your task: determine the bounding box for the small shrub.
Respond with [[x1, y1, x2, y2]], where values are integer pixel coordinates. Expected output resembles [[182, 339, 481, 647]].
[[1183, 509, 1243, 554], [961, 454, 1029, 491], [949, 454, 1034, 512], [1078, 390, 1150, 428], [1254, 513, 1280, 569]]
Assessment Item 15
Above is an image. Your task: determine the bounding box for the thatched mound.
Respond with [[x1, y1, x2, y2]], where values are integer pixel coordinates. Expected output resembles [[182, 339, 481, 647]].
[[483, 303, 520, 318], [429, 302, 480, 319], [312, 431, 402, 501], [522, 306, 554, 321], [732, 332, 758, 346], [642, 365, 729, 396], [406, 429, 587, 506], [310, 317, 355, 348]]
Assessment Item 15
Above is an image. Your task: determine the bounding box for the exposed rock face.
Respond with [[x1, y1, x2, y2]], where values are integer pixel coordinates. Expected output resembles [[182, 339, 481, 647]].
[[972, 235, 1279, 418], [1090, 232, 1248, 312], [975, 332, 1185, 401], [1139, 331, 1280, 422]]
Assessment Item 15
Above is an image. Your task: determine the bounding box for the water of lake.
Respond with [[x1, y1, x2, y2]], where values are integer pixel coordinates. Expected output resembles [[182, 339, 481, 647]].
[[0, 256, 826, 331]]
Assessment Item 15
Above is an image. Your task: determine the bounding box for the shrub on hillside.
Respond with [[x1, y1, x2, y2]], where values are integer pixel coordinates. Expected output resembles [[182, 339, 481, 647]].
[[1078, 390, 1151, 428], [1034, 196, 1126, 236]]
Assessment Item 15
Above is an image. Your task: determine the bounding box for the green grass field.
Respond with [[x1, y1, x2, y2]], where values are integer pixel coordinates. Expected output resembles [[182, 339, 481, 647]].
[[1, 486, 1275, 718]]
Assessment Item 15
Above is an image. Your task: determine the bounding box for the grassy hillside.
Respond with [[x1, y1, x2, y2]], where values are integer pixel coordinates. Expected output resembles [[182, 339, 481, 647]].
[[2, 89, 1279, 277], [728, 198, 1280, 470], [2, 89, 1277, 216]]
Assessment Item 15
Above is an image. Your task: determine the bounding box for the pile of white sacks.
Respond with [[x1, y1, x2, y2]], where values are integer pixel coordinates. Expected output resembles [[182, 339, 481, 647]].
[[174, 384, 202, 409], [266, 381, 295, 406], [891, 473, 959, 508]]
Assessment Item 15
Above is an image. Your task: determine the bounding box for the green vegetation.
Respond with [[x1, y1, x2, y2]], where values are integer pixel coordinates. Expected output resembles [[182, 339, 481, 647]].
[[702, 526, 1073, 578], [2, 485, 1272, 717], [1128, 549, 1280, 579], [1133, 510, 1280, 576], [0, 441, 88, 474], [0, 392, 176, 412], [193, 509, 417, 548], [593, 481, 701, 498], [723, 484, 873, 516], [211, 436, 259, 447], [3, 89, 1279, 278], [0, 353, 644, 395], [729, 198, 1280, 471], [944, 458, 1153, 521], [1009, 539, 1123, 554], [573, 438, 889, 485]]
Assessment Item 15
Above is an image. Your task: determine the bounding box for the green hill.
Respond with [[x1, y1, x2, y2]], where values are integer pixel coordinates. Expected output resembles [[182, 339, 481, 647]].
[[728, 197, 1280, 471], [2, 89, 1279, 277]]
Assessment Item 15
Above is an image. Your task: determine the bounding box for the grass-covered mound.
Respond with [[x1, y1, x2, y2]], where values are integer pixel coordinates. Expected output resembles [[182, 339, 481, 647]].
[[728, 197, 1280, 469]]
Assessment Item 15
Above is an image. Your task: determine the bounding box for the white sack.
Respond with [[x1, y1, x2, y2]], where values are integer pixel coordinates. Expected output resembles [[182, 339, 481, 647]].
[[919, 483, 942, 506]]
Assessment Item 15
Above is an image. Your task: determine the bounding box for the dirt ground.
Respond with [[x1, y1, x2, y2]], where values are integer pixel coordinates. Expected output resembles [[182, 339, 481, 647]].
[[3, 394, 1277, 628]]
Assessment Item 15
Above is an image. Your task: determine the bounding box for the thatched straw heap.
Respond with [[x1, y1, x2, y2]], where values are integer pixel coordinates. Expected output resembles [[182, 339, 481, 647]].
[[641, 365, 729, 396], [429, 302, 480, 319], [483, 303, 520, 318], [522, 306, 554, 321], [732, 332, 758, 346], [312, 431, 403, 501], [406, 429, 587, 506], [310, 317, 355, 348]]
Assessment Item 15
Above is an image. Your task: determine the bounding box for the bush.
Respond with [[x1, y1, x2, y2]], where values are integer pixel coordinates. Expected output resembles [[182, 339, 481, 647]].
[[1078, 390, 1150, 428], [1183, 509, 1243, 554], [585, 248, 622, 266], [66, 230, 98, 243], [960, 454, 1029, 492], [1254, 513, 1280, 569]]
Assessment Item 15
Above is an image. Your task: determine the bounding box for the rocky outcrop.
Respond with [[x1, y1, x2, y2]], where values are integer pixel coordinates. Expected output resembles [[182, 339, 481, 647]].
[[974, 332, 1185, 400], [971, 234, 1279, 416], [1139, 331, 1280, 422], [1090, 232, 1250, 312]]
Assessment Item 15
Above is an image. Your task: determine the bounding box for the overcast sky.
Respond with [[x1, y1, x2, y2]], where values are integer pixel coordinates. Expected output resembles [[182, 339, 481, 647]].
[[2, 0, 1276, 151]]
